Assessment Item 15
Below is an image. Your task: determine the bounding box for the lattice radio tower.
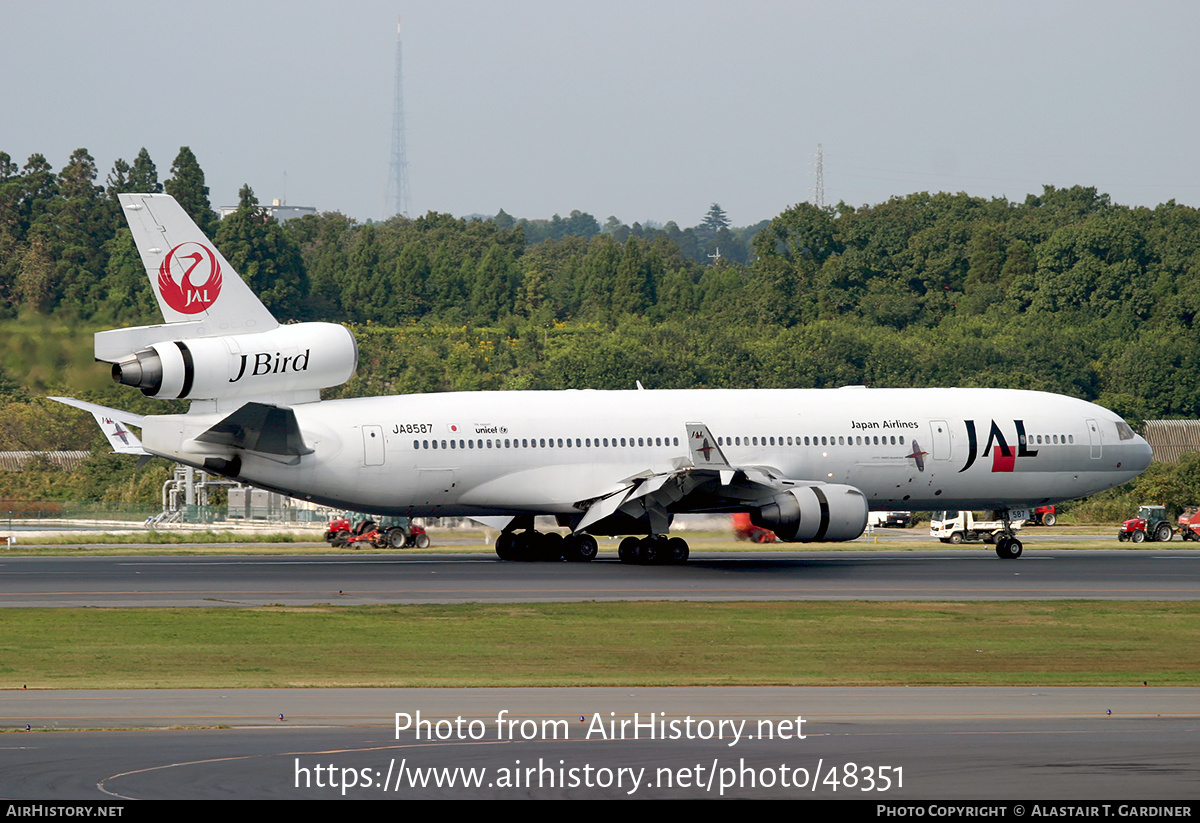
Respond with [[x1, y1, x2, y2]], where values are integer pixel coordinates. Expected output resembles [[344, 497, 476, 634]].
[[386, 16, 411, 218], [813, 143, 824, 209]]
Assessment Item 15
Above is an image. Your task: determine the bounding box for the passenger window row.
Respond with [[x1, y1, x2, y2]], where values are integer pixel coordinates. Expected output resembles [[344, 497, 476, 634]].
[[716, 435, 908, 447], [413, 436, 683, 450], [1023, 434, 1074, 445]]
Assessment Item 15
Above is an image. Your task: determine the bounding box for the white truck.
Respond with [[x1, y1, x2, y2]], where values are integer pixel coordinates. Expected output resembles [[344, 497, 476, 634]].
[[930, 510, 1024, 544]]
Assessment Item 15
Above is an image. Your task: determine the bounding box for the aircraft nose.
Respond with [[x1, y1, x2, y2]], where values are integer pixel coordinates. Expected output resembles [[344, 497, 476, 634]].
[[1131, 435, 1153, 472]]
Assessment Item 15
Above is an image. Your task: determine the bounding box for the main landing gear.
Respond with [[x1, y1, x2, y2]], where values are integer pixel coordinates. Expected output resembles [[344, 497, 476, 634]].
[[493, 531, 692, 563], [494, 530, 599, 562], [617, 535, 690, 565], [994, 511, 1023, 560]]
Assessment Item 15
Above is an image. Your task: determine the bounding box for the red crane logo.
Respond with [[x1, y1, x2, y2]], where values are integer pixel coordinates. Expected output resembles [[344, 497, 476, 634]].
[[158, 242, 222, 314]]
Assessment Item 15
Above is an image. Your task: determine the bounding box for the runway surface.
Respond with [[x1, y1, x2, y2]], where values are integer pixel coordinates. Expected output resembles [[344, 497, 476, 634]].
[[2, 687, 1197, 800], [5, 547, 1197, 800], [1, 549, 1198, 606]]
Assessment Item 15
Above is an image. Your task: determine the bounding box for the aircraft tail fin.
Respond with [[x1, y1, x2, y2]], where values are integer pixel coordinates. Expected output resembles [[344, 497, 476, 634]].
[[93, 195, 356, 410], [117, 193, 278, 333]]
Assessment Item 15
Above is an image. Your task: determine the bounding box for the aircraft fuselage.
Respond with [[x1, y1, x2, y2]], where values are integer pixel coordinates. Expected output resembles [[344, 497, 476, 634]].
[[140, 386, 1152, 519]]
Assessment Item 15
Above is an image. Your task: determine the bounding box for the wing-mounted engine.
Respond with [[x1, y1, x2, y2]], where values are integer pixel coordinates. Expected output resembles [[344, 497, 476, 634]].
[[750, 484, 868, 542], [104, 322, 357, 401]]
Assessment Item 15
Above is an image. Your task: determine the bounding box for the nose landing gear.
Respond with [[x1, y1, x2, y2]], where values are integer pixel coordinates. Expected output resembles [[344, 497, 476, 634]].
[[994, 511, 1023, 559]]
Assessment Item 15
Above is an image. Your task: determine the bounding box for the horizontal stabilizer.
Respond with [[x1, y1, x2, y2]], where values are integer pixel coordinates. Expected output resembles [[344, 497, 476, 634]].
[[195, 402, 313, 458], [48, 396, 145, 426], [47, 397, 149, 455], [92, 412, 149, 455], [48, 400, 149, 458]]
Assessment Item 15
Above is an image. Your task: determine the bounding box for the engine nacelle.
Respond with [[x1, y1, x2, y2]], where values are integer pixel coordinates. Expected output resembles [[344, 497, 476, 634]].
[[750, 484, 868, 542], [111, 322, 358, 400]]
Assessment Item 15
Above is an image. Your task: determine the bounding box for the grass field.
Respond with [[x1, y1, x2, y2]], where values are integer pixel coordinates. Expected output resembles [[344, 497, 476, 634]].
[[2, 601, 1196, 689]]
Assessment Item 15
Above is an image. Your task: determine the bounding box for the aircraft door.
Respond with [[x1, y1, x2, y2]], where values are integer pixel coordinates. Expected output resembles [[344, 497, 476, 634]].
[[929, 420, 952, 461], [1086, 418, 1102, 459], [362, 425, 385, 466]]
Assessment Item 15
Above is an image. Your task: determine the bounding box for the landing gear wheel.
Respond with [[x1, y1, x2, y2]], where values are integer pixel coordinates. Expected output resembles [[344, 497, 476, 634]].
[[539, 531, 565, 561], [995, 537, 1023, 559], [1131, 529, 1146, 544], [618, 536, 641, 564], [514, 530, 545, 560], [495, 531, 517, 560], [639, 537, 661, 565], [665, 537, 690, 563], [562, 533, 598, 562], [1155, 523, 1172, 542]]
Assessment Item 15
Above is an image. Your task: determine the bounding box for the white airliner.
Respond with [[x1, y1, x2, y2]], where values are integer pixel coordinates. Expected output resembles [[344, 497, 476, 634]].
[[52, 194, 1153, 563]]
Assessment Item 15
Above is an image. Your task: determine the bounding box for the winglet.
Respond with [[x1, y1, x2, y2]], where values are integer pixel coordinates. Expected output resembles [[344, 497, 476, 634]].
[[685, 422, 730, 469]]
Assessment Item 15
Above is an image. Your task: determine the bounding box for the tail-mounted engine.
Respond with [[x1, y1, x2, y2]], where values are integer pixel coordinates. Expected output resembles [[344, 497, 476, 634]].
[[750, 484, 869, 542], [109, 322, 358, 400]]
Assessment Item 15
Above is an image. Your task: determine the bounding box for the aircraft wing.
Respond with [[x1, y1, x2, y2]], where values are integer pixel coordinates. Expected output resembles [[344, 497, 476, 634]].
[[573, 422, 826, 536]]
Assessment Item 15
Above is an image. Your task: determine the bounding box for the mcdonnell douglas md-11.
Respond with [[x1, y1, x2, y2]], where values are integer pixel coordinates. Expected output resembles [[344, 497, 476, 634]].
[[52, 194, 1153, 563]]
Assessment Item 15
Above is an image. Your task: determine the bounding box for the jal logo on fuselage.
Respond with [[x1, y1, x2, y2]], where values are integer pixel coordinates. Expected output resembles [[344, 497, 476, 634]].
[[960, 420, 1038, 473], [158, 242, 222, 314], [229, 349, 311, 383]]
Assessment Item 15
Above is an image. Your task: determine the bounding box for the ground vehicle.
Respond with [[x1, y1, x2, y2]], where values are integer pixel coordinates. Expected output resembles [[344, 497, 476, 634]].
[[931, 510, 1025, 558], [1027, 505, 1057, 526], [324, 515, 354, 542], [326, 515, 430, 549], [1179, 507, 1200, 541], [731, 512, 778, 543], [868, 511, 912, 528], [1118, 505, 1174, 543]]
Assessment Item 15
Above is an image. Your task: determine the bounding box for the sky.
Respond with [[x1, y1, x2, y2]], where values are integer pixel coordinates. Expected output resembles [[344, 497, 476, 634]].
[[3, 1, 1199, 227]]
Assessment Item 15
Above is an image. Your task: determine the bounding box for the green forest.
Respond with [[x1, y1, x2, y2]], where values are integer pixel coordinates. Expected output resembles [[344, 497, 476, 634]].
[[2, 145, 1199, 514]]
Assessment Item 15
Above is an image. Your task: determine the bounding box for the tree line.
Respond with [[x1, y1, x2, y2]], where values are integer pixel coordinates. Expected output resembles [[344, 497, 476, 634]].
[[5, 145, 1199, 424]]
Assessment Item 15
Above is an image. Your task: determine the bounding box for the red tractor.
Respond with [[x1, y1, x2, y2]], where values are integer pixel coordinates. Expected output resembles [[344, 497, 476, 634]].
[[1027, 505, 1057, 526], [732, 512, 778, 543], [1178, 507, 1200, 542], [1118, 505, 1174, 543], [325, 515, 430, 549]]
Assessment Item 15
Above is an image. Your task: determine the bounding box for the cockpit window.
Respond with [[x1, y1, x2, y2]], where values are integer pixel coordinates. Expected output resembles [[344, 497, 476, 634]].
[[1116, 421, 1135, 441]]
